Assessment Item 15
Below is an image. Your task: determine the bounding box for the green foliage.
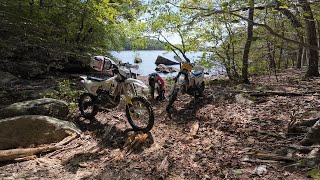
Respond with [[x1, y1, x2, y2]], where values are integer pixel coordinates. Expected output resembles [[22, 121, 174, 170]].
[[0, 0, 142, 57], [307, 169, 320, 180], [43, 80, 83, 107]]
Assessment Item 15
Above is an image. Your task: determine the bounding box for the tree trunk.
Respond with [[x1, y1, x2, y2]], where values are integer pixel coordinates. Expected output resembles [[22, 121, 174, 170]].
[[278, 47, 283, 69], [296, 34, 303, 68], [302, 47, 308, 66], [241, 1, 254, 84], [29, 0, 34, 17], [299, 0, 319, 77], [278, 20, 285, 69], [318, 20, 320, 50], [267, 42, 276, 69]]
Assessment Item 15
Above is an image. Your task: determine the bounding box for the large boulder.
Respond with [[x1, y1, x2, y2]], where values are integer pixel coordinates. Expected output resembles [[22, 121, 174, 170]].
[[59, 53, 90, 73], [155, 56, 179, 65], [2, 45, 51, 78], [0, 98, 69, 119], [0, 115, 80, 150]]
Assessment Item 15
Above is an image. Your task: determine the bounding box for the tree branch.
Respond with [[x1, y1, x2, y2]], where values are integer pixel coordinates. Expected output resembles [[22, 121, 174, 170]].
[[229, 12, 320, 50]]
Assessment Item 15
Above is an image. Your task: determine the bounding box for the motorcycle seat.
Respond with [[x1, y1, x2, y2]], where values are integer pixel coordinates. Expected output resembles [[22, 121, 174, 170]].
[[192, 71, 203, 76], [87, 76, 108, 82]]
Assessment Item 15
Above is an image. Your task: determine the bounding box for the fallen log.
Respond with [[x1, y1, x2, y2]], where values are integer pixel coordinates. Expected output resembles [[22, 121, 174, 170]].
[[228, 90, 320, 97], [244, 151, 295, 163]]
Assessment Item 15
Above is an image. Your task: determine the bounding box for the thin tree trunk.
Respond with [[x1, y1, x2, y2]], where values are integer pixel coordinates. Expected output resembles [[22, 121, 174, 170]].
[[317, 20, 320, 49], [267, 42, 276, 69], [299, 0, 319, 77], [302, 47, 307, 66], [285, 55, 289, 69], [296, 34, 303, 68], [278, 47, 283, 69], [223, 17, 240, 80], [241, 0, 254, 84], [278, 20, 285, 69], [29, 0, 34, 17]]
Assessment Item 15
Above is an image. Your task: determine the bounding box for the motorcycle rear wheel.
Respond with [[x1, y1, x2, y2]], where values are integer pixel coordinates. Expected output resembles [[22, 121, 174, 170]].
[[78, 93, 99, 119], [126, 96, 154, 132]]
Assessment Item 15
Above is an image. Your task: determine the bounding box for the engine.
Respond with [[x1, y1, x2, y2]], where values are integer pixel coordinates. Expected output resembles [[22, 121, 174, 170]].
[[96, 89, 120, 108]]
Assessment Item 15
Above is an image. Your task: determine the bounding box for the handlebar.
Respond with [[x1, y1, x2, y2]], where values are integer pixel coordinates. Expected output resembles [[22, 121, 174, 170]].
[[119, 62, 139, 70]]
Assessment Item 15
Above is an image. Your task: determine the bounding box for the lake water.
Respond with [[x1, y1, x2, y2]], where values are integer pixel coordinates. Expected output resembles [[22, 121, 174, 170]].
[[110, 50, 216, 77]]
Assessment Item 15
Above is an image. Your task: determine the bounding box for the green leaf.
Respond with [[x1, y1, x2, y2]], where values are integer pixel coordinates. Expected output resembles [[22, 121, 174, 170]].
[[279, 5, 288, 9], [252, 37, 260, 41], [221, 2, 228, 7], [303, 12, 311, 17], [249, 0, 254, 7]]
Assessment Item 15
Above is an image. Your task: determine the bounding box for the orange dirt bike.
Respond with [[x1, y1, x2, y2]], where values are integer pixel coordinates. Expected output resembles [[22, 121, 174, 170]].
[[166, 56, 206, 112], [78, 56, 154, 132]]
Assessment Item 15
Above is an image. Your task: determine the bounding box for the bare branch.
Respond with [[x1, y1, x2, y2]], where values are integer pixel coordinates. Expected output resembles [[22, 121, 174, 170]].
[[177, 29, 186, 54], [228, 12, 320, 50]]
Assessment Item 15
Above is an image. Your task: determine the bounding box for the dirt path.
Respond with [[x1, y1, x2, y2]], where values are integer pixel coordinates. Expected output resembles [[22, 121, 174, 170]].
[[1, 69, 320, 179]]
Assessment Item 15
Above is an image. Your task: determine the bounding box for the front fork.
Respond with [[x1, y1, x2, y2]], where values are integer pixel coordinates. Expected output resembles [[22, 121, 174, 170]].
[[125, 93, 136, 118]]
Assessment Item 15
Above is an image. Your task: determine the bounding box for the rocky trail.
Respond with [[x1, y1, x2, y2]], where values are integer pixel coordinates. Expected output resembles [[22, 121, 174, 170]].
[[1, 69, 320, 179]]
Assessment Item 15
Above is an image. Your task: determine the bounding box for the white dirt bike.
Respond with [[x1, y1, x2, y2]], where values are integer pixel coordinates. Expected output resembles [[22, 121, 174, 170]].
[[78, 56, 154, 132], [166, 56, 206, 111]]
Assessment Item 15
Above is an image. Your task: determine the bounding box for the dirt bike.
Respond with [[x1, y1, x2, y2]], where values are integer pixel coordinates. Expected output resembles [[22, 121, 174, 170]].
[[166, 56, 206, 112], [78, 56, 154, 132]]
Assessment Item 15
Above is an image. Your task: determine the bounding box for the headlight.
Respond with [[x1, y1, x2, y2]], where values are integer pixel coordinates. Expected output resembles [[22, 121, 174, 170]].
[[178, 74, 185, 84]]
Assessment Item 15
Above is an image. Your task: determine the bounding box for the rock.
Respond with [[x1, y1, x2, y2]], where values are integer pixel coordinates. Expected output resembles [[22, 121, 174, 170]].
[[155, 64, 170, 73], [0, 115, 80, 150], [0, 89, 44, 109], [168, 66, 179, 73], [60, 53, 90, 73], [155, 64, 178, 73], [308, 148, 320, 158], [190, 121, 199, 138], [235, 93, 254, 105], [300, 119, 320, 146], [0, 98, 69, 119], [134, 57, 142, 63], [0, 70, 19, 86], [253, 165, 267, 176], [3, 60, 49, 78], [1, 45, 51, 78], [155, 56, 179, 65]]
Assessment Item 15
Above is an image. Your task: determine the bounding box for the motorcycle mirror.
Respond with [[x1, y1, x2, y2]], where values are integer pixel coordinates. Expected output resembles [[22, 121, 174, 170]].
[[131, 64, 139, 70]]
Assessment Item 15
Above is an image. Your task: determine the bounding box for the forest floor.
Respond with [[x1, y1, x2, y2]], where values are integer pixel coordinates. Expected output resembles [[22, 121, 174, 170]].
[[1, 68, 320, 179]]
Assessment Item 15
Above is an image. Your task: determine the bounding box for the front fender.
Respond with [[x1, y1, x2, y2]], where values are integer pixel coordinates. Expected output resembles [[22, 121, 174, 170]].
[[125, 78, 148, 89]]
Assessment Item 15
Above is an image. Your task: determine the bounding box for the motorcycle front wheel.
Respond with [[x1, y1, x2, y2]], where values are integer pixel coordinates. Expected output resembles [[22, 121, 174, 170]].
[[195, 82, 205, 98], [126, 96, 154, 132], [166, 88, 179, 112], [78, 93, 99, 119]]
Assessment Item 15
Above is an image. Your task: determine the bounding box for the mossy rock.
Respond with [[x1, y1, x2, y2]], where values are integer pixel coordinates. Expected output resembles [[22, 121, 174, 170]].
[[134, 57, 142, 63]]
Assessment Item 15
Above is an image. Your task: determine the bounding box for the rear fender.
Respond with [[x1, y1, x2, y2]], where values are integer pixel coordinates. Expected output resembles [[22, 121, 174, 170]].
[[125, 78, 148, 89]]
